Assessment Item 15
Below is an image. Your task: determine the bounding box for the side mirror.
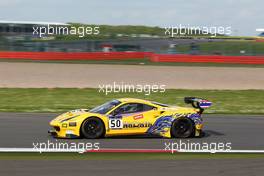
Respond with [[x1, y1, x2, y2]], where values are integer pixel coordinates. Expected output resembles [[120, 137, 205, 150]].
[[112, 109, 120, 116], [111, 108, 123, 116]]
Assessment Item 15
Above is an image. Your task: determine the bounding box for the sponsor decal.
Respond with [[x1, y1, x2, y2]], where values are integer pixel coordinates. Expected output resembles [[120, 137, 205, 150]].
[[123, 122, 152, 128], [147, 116, 173, 134], [133, 114, 144, 120]]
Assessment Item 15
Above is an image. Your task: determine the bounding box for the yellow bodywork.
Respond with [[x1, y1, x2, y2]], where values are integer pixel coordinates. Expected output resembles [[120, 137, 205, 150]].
[[49, 98, 204, 138]]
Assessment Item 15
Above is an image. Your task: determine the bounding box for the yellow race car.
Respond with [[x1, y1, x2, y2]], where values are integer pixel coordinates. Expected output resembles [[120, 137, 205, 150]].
[[49, 97, 212, 139]]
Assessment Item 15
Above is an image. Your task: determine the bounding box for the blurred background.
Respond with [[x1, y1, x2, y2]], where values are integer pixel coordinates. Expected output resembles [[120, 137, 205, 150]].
[[0, 21, 263, 56]]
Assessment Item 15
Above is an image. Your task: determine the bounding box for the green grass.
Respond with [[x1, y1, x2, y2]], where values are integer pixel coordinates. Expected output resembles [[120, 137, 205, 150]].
[[1, 58, 264, 68], [0, 152, 263, 160], [175, 41, 264, 55], [0, 88, 264, 114]]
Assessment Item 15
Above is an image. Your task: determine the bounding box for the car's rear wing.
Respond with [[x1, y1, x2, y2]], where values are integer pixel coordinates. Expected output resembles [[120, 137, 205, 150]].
[[184, 97, 212, 112]]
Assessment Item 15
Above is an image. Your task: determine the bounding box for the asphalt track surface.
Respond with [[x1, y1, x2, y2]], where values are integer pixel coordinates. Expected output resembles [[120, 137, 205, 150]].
[[2, 159, 264, 176], [1, 62, 264, 89], [1, 113, 264, 176], [0, 113, 264, 150]]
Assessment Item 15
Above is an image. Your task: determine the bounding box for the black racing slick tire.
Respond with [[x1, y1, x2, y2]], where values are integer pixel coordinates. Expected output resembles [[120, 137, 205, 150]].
[[81, 117, 105, 139], [171, 118, 194, 138]]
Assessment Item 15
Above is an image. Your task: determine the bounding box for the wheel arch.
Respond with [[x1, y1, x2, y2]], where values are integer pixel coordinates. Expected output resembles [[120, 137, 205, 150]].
[[170, 116, 195, 138], [79, 116, 106, 138]]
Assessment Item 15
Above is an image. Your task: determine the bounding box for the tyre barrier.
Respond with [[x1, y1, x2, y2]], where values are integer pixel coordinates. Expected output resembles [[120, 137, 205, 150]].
[[0, 51, 152, 60], [150, 54, 264, 64], [0, 51, 263, 64]]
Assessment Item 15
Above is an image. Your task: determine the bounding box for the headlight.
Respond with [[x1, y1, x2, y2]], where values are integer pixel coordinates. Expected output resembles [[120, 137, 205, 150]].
[[60, 115, 79, 122], [69, 122, 77, 127]]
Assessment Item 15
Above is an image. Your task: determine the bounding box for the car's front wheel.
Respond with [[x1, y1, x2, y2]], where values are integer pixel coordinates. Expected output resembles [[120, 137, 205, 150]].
[[171, 118, 194, 138], [81, 117, 105, 139]]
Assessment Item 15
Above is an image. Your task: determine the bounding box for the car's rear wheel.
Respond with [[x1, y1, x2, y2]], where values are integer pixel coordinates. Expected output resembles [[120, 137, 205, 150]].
[[171, 118, 194, 138], [81, 117, 105, 139]]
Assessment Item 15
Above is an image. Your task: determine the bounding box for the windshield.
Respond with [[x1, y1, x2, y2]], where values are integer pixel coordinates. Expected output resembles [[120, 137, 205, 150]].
[[89, 100, 121, 114]]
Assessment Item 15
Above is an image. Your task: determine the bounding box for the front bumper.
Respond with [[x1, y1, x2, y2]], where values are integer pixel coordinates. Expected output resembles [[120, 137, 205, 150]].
[[48, 129, 79, 139], [49, 120, 80, 139], [48, 130, 57, 137]]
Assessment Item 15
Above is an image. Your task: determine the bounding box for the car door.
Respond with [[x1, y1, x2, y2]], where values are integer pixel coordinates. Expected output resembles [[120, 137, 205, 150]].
[[108, 103, 158, 135]]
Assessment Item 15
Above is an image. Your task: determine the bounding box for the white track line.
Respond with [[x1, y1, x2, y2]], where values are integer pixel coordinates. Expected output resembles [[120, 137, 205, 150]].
[[0, 148, 85, 153], [176, 149, 264, 153], [0, 148, 264, 153]]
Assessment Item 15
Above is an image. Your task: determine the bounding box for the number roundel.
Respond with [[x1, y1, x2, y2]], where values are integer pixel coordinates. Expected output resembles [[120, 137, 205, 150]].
[[109, 119, 123, 129]]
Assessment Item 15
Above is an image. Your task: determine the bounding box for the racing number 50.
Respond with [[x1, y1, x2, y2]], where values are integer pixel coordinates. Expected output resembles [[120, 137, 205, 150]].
[[109, 119, 123, 129]]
